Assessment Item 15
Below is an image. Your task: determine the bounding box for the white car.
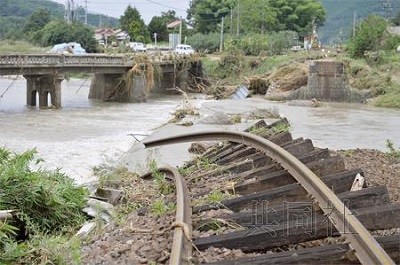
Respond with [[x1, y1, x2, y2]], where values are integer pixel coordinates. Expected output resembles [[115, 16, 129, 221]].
[[174, 44, 195, 55], [129, 42, 147, 52]]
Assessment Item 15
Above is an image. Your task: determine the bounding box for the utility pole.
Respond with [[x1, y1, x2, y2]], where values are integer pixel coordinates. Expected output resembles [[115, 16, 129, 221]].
[[84, 0, 88, 25], [66, 0, 71, 23], [236, 0, 240, 37], [179, 17, 183, 44], [70, 0, 75, 22], [230, 7, 233, 36], [220, 16, 225, 52]]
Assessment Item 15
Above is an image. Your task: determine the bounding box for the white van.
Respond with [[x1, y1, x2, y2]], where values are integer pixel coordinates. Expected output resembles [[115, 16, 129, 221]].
[[174, 44, 195, 55], [129, 42, 147, 52]]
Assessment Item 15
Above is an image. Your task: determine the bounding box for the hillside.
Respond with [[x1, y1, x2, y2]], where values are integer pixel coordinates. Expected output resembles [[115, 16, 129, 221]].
[[0, 0, 119, 39], [320, 0, 400, 44]]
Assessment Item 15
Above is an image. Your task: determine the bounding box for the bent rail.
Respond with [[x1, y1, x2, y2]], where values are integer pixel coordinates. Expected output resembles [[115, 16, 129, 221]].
[[142, 131, 395, 265], [142, 166, 192, 265]]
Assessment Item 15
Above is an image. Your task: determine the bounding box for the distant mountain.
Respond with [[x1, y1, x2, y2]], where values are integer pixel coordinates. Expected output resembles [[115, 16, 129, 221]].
[[319, 0, 400, 44], [0, 0, 119, 39]]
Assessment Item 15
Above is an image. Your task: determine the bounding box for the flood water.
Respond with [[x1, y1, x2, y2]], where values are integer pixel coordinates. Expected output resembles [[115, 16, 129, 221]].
[[1, 77, 399, 183]]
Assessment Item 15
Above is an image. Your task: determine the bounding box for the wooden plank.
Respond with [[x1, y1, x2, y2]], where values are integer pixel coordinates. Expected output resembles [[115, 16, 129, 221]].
[[195, 203, 400, 251], [226, 148, 330, 182], [193, 169, 362, 213], [235, 156, 345, 195], [216, 186, 389, 226], [204, 235, 400, 265]]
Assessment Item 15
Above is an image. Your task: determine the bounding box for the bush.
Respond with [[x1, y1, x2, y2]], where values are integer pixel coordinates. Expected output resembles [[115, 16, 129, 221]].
[[187, 32, 220, 53], [225, 31, 296, 56], [225, 34, 269, 56], [0, 148, 88, 234]]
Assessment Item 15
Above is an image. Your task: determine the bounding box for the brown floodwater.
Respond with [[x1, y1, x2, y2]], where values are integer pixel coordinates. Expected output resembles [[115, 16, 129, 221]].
[[1, 77, 399, 183]]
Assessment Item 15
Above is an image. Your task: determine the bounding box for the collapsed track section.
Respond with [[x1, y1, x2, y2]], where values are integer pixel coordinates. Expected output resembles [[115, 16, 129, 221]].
[[143, 129, 396, 264]]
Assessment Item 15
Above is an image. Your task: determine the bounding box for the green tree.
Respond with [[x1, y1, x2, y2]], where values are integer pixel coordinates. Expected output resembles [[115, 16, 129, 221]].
[[23, 8, 51, 34], [32, 20, 98, 53], [120, 5, 149, 43], [148, 11, 177, 42], [0, 17, 25, 39], [187, 0, 235, 33], [347, 15, 388, 58], [240, 0, 277, 34], [269, 0, 326, 36]]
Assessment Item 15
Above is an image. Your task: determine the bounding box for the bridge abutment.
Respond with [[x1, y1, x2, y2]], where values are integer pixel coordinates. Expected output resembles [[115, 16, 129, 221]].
[[24, 75, 63, 108]]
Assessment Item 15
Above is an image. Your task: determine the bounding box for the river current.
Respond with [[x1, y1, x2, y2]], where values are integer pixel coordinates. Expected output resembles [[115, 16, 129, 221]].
[[1, 77, 399, 183]]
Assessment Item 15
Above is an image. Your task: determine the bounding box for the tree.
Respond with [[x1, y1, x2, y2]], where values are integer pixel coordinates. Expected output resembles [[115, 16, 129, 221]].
[[239, 0, 277, 34], [120, 5, 149, 43], [269, 0, 326, 36], [148, 11, 177, 42], [187, 0, 235, 33], [347, 15, 388, 58], [23, 8, 51, 35], [32, 20, 99, 53]]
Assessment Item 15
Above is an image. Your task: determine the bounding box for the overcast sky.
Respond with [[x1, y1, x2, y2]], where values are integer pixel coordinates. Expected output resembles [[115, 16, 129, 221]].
[[51, 0, 190, 23]]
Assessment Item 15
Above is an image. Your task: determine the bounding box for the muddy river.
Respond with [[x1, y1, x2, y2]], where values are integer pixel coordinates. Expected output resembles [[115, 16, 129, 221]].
[[0, 77, 399, 183]]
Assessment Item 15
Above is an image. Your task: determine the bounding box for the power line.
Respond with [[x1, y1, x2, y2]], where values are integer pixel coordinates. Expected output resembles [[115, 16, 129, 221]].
[[142, 0, 186, 12]]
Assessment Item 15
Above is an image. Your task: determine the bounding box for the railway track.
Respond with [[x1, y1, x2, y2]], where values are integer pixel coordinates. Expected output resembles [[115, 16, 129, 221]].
[[142, 119, 400, 264]]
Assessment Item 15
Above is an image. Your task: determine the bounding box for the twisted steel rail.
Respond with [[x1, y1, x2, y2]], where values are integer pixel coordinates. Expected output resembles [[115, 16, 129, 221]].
[[142, 131, 394, 265], [142, 166, 192, 265]]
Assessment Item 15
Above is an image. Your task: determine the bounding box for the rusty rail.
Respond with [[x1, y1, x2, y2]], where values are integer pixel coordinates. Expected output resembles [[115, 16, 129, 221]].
[[142, 166, 192, 265], [142, 131, 395, 265]]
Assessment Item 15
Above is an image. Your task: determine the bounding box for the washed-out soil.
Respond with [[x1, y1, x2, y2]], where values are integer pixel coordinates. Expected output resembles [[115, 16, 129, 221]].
[[81, 147, 399, 264]]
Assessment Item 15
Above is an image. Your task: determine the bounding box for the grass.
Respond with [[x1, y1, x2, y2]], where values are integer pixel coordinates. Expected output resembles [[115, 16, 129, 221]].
[[0, 40, 49, 54], [249, 120, 291, 137], [150, 199, 175, 217], [374, 89, 400, 108], [149, 160, 174, 195], [385, 139, 400, 161]]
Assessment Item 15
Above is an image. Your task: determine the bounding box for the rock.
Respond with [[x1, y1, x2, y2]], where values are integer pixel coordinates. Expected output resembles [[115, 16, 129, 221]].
[[76, 222, 97, 237], [83, 198, 114, 222], [199, 111, 232, 125], [95, 188, 123, 205]]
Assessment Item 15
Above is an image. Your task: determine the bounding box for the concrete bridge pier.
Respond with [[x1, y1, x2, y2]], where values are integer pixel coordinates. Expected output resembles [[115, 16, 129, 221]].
[[89, 74, 147, 102], [306, 61, 349, 101], [153, 64, 191, 93], [24, 75, 63, 108]]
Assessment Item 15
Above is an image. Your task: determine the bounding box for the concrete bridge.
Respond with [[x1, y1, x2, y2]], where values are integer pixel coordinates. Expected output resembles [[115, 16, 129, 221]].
[[0, 54, 202, 108]]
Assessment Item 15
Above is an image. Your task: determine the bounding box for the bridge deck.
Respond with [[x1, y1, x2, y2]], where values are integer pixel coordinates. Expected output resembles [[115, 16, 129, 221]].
[[0, 53, 197, 75]]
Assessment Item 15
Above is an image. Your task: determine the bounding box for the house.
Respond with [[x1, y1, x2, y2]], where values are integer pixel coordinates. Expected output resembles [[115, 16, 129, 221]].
[[94, 28, 129, 47]]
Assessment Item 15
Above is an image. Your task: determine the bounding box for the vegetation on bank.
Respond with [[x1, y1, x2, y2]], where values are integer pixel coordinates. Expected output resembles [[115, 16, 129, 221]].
[[0, 148, 88, 264], [200, 13, 400, 109]]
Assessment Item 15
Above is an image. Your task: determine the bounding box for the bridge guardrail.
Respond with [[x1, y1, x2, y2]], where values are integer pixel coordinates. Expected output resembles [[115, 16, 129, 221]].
[[0, 54, 130, 67]]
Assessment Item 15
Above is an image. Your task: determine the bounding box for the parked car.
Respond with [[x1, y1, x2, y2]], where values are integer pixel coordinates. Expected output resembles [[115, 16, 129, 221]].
[[174, 44, 195, 55], [129, 42, 147, 52]]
